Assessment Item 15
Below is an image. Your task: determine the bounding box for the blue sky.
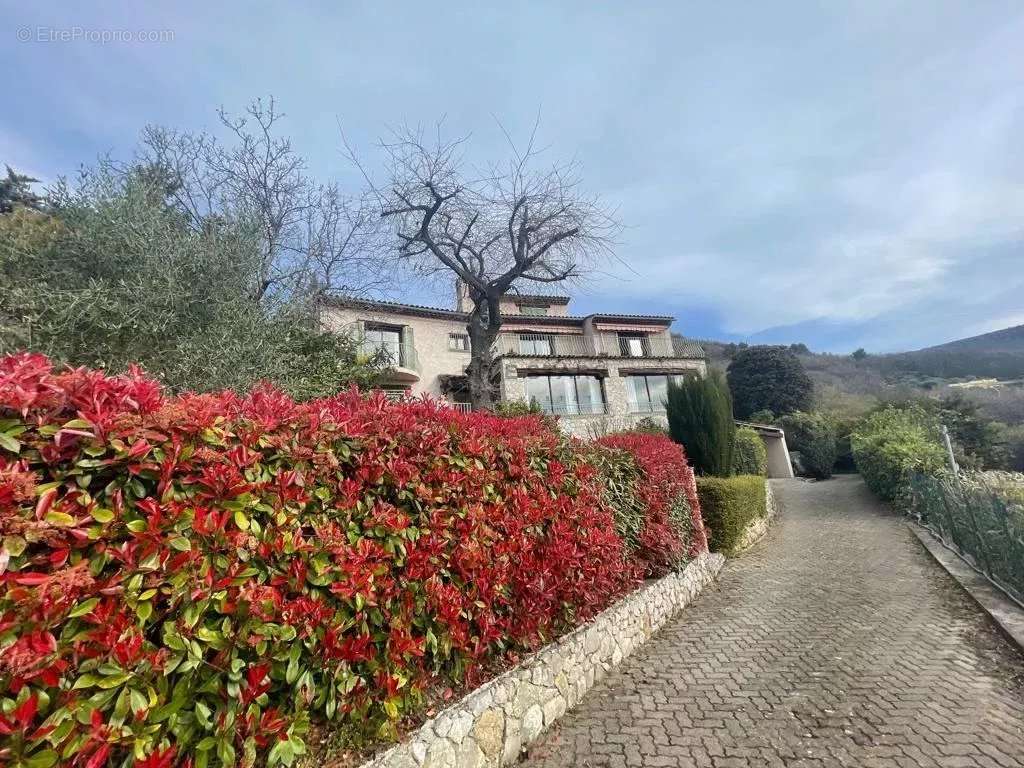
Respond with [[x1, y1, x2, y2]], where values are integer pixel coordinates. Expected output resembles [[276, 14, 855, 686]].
[[4, 2, 1023, 353]]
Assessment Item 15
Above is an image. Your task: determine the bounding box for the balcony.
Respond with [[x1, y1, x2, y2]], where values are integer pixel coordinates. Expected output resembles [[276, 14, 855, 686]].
[[357, 339, 420, 382], [494, 331, 677, 358]]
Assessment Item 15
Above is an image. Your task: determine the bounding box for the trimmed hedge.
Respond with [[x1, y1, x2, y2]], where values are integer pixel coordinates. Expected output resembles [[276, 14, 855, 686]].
[[595, 432, 707, 572], [732, 427, 768, 477], [851, 405, 947, 509], [0, 354, 706, 768], [696, 475, 767, 554]]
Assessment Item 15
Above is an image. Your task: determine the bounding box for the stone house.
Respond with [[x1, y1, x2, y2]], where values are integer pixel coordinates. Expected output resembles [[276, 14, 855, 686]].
[[321, 286, 706, 436]]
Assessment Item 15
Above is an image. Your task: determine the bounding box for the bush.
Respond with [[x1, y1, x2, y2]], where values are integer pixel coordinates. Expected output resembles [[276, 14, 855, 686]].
[[780, 412, 837, 479], [696, 475, 767, 554], [732, 427, 768, 476], [665, 371, 735, 477], [596, 432, 707, 573], [0, 354, 707, 768], [851, 405, 947, 508], [727, 346, 813, 419]]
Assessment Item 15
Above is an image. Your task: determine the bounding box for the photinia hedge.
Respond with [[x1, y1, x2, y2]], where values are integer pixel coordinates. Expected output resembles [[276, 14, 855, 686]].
[[0, 354, 705, 768], [596, 433, 707, 572]]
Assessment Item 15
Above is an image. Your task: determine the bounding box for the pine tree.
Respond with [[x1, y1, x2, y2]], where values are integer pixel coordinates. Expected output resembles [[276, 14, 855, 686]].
[[0, 166, 44, 213]]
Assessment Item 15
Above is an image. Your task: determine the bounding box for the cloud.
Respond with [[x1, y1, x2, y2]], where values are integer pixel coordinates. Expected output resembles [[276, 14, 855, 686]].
[[3, 1, 1024, 352]]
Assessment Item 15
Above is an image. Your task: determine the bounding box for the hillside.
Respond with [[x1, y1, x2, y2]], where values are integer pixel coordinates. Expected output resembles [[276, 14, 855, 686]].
[[877, 324, 1024, 381], [921, 324, 1024, 354]]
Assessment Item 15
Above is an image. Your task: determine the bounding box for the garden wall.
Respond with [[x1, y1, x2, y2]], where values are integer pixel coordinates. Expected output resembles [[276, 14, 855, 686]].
[[353, 552, 725, 768], [732, 480, 778, 553]]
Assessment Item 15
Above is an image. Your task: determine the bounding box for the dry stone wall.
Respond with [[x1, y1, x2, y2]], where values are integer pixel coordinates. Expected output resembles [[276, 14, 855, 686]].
[[359, 551, 726, 768]]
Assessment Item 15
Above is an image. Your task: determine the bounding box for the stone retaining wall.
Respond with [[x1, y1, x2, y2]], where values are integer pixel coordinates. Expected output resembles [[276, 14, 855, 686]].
[[359, 551, 726, 768], [733, 480, 779, 554]]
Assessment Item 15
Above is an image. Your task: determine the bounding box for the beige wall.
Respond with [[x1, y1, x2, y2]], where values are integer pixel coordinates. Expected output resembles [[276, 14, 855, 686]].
[[322, 306, 470, 398]]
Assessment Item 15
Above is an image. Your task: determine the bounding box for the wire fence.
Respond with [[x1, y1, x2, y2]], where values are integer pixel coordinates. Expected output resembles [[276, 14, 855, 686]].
[[908, 470, 1024, 606]]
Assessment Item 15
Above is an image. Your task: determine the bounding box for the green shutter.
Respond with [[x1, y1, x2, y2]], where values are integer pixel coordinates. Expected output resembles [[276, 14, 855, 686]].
[[401, 325, 417, 370]]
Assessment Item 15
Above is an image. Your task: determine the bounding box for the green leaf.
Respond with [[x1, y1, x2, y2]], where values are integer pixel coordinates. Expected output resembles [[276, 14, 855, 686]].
[[168, 536, 192, 552], [126, 520, 147, 533], [67, 597, 100, 618], [24, 749, 59, 768], [44, 510, 76, 527], [136, 601, 153, 622], [3, 535, 26, 557], [90, 507, 115, 524], [0, 432, 21, 453], [233, 509, 249, 531]]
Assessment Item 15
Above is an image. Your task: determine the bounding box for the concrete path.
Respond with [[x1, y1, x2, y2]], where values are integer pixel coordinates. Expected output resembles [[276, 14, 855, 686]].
[[522, 476, 1024, 768]]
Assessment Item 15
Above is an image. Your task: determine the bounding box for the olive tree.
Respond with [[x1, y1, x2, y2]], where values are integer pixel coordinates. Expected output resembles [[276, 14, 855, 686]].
[[360, 124, 618, 409]]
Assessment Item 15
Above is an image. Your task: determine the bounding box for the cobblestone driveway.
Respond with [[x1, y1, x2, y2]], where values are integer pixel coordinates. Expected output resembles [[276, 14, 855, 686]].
[[522, 476, 1024, 767]]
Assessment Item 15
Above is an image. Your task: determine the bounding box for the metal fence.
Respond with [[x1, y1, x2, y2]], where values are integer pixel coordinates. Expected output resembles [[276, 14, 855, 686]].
[[909, 471, 1024, 605]]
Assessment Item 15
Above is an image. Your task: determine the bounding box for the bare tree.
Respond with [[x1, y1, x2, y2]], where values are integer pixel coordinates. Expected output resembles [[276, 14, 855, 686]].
[[137, 98, 383, 308], [362, 123, 618, 409]]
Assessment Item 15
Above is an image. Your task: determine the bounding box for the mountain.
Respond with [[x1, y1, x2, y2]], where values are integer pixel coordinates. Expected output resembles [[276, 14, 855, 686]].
[[917, 324, 1024, 355], [879, 325, 1024, 381]]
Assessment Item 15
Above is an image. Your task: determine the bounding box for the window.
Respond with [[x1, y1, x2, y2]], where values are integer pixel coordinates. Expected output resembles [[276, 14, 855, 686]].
[[626, 374, 684, 412], [449, 333, 470, 351], [519, 334, 554, 355], [525, 375, 605, 415], [363, 324, 403, 365], [619, 334, 648, 357], [520, 305, 549, 317]]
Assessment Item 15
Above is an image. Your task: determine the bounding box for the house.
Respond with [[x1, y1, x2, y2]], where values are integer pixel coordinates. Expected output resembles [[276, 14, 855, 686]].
[[321, 285, 707, 436]]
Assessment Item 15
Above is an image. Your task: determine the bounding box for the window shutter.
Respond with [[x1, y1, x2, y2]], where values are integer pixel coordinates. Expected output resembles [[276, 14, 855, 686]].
[[401, 325, 416, 370]]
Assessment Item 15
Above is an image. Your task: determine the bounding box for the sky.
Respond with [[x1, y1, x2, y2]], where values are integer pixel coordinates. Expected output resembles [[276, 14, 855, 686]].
[[3, 1, 1023, 353]]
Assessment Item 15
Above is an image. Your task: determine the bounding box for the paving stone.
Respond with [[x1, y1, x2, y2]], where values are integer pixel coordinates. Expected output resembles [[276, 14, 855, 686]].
[[522, 477, 1024, 768]]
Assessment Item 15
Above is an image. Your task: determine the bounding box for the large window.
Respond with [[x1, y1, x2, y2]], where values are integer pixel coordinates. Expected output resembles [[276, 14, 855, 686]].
[[518, 334, 554, 355], [626, 374, 684, 413], [363, 324, 403, 365], [525, 375, 605, 415]]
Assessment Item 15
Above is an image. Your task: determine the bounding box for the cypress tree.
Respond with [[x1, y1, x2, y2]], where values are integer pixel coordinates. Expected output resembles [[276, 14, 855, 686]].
[[666, 370, 736, 476]]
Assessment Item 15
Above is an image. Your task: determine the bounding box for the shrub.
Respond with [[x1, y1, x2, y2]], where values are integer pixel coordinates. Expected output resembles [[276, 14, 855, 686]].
[[595, 432, 707, 573], [727, 346, 813, 419], [666, 371, 735, 477], [746, 409, 777, 425], [0, 354, 705, 768], [732, 427, 768, 476], [851, 405, 947, 508], [780, 412, 837, 479], [696, 475, 767, 554]]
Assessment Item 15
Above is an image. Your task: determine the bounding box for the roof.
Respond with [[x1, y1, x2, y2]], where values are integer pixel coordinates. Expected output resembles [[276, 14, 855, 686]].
[[672, 337, 706, 358], [505, 293, 571, 305], [735, 420, 786, 436], [321, 296, 676, 325]]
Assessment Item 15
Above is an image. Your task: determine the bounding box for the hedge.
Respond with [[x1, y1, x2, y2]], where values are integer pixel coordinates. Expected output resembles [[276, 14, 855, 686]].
[[850, 405, 947, 508], [0, 354, 706, 768], [596, 433, 707, 572], [732, 427, 767, 477], [696, 475, 767, 554], [780, 412, 837, 479]]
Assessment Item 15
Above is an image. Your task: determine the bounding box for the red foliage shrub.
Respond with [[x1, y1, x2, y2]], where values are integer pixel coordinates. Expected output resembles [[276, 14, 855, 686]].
[[596, 433, 708, 570], [0, 354, 668, 768]]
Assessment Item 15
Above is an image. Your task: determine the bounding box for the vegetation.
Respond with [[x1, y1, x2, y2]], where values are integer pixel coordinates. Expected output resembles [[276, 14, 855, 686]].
[[665, 371, 735, 477], [732, 427, 768, 477], [780, 412, 837, 480], [910, 470, 1024, 603], [696, 475, 768, 554], [726, 345, 813, 420], [0, 354, 705, 768], [0, 101, 394, 399], [365, 125, 618, 409], [850, 405, 947, 508]]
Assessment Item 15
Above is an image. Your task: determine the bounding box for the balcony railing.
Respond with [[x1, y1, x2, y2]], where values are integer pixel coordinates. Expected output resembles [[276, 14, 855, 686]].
[[494, 332, 677, 358], [358, 340, 419, 371], [449, 402, 473, 413]]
